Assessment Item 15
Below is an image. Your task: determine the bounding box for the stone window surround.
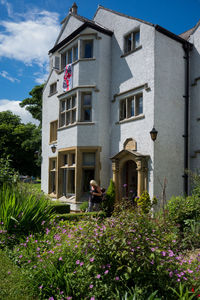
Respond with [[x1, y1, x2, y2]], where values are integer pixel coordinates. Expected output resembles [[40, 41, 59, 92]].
[[48, 156, 57, 197], [49, 82, 58, 97], [58, 33, 98, 71], [49, 119, 58, 144], [119, 93, 143, 122], [58, 86, 97, 129], [54, 146, 101, 201]]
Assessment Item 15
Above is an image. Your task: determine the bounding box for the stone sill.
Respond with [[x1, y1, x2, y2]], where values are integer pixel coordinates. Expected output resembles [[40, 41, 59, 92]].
[[121, 45, 142, 58], [116, 114, 145, 125], [58, 122, 95, 131]]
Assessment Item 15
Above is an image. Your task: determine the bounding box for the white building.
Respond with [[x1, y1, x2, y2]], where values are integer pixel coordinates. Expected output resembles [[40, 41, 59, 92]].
[[41, 3, 199, 210]]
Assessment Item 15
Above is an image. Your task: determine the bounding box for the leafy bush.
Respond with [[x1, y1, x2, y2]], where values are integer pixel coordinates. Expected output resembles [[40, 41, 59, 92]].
[[0, 157, 18, 185], [102, 179, 115, 216], [55, 211, 106, 222], [167, 195, 200, 229], [8, 210, 200, 300], [0, 184, 56, 234], [80, 201, 89, 212], [50, 202, 70, 214]]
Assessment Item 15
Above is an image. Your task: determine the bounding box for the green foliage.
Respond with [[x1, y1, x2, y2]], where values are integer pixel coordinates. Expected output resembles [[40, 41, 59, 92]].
[[0, 110, 41, 176], [135, 191, 152, 214], [50, 202, 70, 214], [80, 201, 89, 212], [102, 179, 115, 216], [0, 184, 55, 234], [55, 211, 106, 222], [0, 250, 35, 299], [20, 84, 44, 126], [0, 157, 18, 185], [170, 283, 199, 299]]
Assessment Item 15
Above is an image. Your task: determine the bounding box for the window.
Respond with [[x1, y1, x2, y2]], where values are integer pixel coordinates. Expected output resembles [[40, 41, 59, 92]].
[[82, 152, 96, 192], [61, 44, 78, 69], [124, 30, 140, 54], [50, 120, 58, 143], [60, 152, 75, 196], [81, 40, 93, 58], [60, 95, 77, 127], [81, 93, 92, 121], [49, 82, 57, 95], [120, 94, 143, 121], [49, 158, 57, 194]]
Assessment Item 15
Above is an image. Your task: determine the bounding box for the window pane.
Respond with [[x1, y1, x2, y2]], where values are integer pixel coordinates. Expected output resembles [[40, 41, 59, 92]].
[[135, 32, 140, 48], [125, 34, 132, 52], [61, 53, 67, 69], [64, 154, 68, 165], [50, 171, 56, 193], [120, 100, 126, 120], [62, 169, 67, 196], [83, 152, 95, 166], [68, 170, 75, 193], [138, 95, 143, 114], [71, 153, 75, 164], [72, 95, 76, 108], [68, 49, 72, 64], [67, 98, 71, 110], [84, 109, 91, 121], [83, 40, 93, 58], [83, 93, 91, 105], [66, 112, 70, 125], [72, 110, 76, 123], [61, 101, 65, 112], [74, 45, 78, 61], [130, 98, 135, 117], [61, 113, 65, 126]]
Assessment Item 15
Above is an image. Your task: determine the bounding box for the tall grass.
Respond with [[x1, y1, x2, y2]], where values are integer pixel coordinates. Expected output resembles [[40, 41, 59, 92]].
[[0, 184, 55, 234]]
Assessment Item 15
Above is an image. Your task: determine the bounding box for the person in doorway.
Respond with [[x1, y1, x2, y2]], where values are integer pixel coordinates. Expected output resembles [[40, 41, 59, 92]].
[[88, 180, 102, 212]]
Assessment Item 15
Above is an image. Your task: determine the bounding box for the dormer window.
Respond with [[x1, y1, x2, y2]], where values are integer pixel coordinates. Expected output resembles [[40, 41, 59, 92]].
[[124, 30, 140, 54]]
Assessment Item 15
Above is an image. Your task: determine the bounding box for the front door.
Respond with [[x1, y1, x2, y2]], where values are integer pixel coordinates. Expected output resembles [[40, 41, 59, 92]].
[[122, 160, 137, 199]]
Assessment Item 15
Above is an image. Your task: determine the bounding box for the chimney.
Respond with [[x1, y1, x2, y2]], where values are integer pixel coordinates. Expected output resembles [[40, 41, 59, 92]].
[[71, 2, 78, 14]]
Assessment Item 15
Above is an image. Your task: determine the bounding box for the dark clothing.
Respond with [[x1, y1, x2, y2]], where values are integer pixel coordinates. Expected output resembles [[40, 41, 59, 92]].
[[91, 187, 102, 203]]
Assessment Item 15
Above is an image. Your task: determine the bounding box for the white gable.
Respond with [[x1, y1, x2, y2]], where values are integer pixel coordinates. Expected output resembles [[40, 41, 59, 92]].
[[56, 15, 84, 45]]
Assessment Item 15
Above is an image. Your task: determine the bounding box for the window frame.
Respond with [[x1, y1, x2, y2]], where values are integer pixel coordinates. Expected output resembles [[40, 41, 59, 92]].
[[60, 94, 77, 127], [81, 39, 93, 59], [81, 92, 92, 122], [119, 93, 143, 121], [50, 120, 58, 143], [49, 158, 57, 195], [61, 43, 79, 70], [49, 82, 57, 96], [124, 29, 140, 54]]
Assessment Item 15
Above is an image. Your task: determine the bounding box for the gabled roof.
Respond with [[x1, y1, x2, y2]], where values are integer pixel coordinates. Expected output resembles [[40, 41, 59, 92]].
[[179, 19, 200, 40], [49, 13, 113, 54], [93, 5, 154, 27]]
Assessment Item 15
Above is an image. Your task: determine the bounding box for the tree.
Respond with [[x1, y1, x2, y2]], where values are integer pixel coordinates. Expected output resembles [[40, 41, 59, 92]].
[[0, 111, 41, 176], [19, 83, 44, 126]]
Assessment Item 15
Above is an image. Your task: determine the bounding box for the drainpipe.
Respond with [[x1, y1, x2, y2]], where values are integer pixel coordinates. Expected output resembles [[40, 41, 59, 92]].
[[182, 42, 192, 195]]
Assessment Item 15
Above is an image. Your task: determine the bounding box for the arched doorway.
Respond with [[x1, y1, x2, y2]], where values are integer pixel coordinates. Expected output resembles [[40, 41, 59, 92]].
[[121, 160, 137, 198]]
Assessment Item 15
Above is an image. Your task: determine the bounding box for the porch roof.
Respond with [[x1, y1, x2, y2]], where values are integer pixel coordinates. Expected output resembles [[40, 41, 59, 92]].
[[111, 149, 150, 160]]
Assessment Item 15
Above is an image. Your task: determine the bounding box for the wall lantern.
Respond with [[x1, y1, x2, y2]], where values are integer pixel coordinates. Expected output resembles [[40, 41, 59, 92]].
[[51, 144, 56, 153], [150, 127, 158, 141]]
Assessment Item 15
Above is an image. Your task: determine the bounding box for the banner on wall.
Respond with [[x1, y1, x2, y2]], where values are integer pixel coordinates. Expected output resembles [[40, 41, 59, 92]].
[[63, 64, 72, 91]]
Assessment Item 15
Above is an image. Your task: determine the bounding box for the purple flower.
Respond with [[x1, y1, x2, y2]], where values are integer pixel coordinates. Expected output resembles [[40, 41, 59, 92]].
[[115, 276, 119, 281], [39, 285, 43, 289], [49, 297, 54, 300], [66, 297, 72, 300], [96, 274, 101, 279], [59, 257, 63, 261], [89, 284, 93, 289], [104, 270, 109, 274], [76, 260, 80, 265], [80, 262, 84, 266], [46, 228, 50, 235], [7, 271, 11, 275], [90, 257, 94, 262], [123, 184, 127, 187], [161, 251, 166, 256], [90, 297, 95, 300]]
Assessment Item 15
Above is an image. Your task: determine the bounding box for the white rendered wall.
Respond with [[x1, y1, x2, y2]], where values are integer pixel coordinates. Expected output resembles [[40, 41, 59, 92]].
[[95, 9, 155, 197], [154, 31, 185, 201], [189, 27, 200, 174], [57, 16, 83, 44]]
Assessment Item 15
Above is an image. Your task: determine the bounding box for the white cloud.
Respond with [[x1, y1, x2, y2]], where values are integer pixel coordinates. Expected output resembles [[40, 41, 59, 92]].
[[0, 9, 60, 66], [0, 99, 39, 125], [0, 70, 20, 82]]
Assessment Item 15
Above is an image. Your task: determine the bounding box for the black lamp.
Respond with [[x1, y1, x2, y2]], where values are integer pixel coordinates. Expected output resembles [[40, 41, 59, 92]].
[[150, 127, 158, 141], [51, 144, 56, 153]]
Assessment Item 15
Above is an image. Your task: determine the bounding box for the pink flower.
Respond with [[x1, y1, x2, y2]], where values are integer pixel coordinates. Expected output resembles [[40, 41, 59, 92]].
[[96, 274, 101, 279], [90, 297, 95, 300], [39, 285, 43, 289], [59, 257, 63, 261], [115, 276, 119, 281], [80, 262, 84, 266], [104, 270, 109, 274], [90, 257, 94, 262], [89, 284, 93, 289], [76, 260, 80, 265]]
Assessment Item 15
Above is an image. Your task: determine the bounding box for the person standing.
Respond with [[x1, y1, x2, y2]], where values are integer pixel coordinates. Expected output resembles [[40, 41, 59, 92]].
[[88, 180, 102, 212]]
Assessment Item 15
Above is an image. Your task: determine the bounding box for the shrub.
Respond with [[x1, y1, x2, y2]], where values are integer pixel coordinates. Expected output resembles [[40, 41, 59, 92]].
[[55, 211, 106, 222], [0, 184, 56, 234], [80, 201, 89, 212], [102, 179, 115, 216], [0, 157, 18, 186], [50, 202, 70, 214]]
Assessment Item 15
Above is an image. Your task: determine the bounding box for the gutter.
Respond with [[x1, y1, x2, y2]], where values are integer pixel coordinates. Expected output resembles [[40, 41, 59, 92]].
[[154, 25, 193, 195]]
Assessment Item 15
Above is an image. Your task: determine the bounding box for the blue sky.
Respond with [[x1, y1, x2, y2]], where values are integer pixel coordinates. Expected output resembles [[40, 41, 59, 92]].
[[0, 0, 199, 124]]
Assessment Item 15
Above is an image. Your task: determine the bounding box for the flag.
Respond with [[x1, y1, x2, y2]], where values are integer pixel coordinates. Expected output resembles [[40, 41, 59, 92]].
[[63, 64, 72, 91]]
